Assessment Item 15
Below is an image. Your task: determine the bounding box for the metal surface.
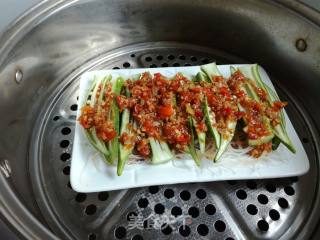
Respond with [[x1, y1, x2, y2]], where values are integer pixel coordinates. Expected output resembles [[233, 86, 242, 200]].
[[28, 45, 318, 240], [0, 1, 320, 240]]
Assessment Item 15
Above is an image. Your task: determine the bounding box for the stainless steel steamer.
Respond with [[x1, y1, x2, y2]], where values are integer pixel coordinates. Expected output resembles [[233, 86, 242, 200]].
[[0, 1, 319, 239]]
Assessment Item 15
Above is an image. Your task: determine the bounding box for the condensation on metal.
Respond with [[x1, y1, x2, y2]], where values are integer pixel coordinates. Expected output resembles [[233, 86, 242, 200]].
[[29, 44, 317, 240], [15, 69, 23, 84]]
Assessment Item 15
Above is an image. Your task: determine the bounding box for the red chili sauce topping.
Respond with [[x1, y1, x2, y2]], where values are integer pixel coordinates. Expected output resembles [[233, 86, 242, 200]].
[[79, 70, 287, 159], [228, 70, 287, 157], [78, 82, 117, 142]]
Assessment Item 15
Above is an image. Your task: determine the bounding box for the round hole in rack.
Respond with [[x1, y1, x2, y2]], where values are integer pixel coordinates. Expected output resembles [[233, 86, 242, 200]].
[[180, 190, 191, 201], [130, 54, 136, 58], [127, 212, 138, 221], [113, 67, 120, 69], [179, 225, 191, 237], [98, 192, 109, 201], [114, 226, 126, 239], [184, 63, 191, 66], [149, 186, 159, 194], [265, 183, 276, 193], [257, 194, 268, 204], [61, 127, 71, 135], [60, 153, 70, 162], [171, 206, 182, 217], [227, 180, 237, 185], [205, 204, 216, 215], [168, 55, 175, 60], [197, 224, 209, 236], [284, 186, 295, 196], [278, 198, 289, 209], [75, 193, 87, 203], [149, 64, 157, 68], [196, 189, 207, 199], [60, 140, 70, 148], [257, 219, 269, 232], [190, 56, 197, 62], [246, 180, 257, 189], [269, 209, 280, 221], [302, 137, 309, 143], [145, 56, 152, 62], [179, 55, 186, 60], [247, 204, 258, 215], [63, 166, 70, 175], [236, 189, 247, 200], [132, 235, 143, 240], [164, 189, 174, 199], [161, 63, 169, 67], [156, 55, 163, 60], [70, 104, 78, 111], [214, 220, 226, 232], [188, 207, 199, 218], [138, 198, 149, 208], [85, 204, 97, 215], [173, 62, 180, 67], [53, 116, 60, 121], [88, 233, 96, 240], [154, 203, 165, 214], [123, 62, 131, 68], [161, 224, 172, 235]]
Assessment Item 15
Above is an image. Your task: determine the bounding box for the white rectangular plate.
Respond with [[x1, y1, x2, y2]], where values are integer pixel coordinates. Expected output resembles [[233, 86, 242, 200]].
[[71, 64, 309, 193]]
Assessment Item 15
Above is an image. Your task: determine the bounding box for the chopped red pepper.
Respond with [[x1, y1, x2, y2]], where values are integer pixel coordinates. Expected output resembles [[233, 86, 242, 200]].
[[78, 105, 95, 129], [116, 95, 127, 111], [157, 105, 174, 119], [136, 139, 150, 157], [273, 101, 287, 111]]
